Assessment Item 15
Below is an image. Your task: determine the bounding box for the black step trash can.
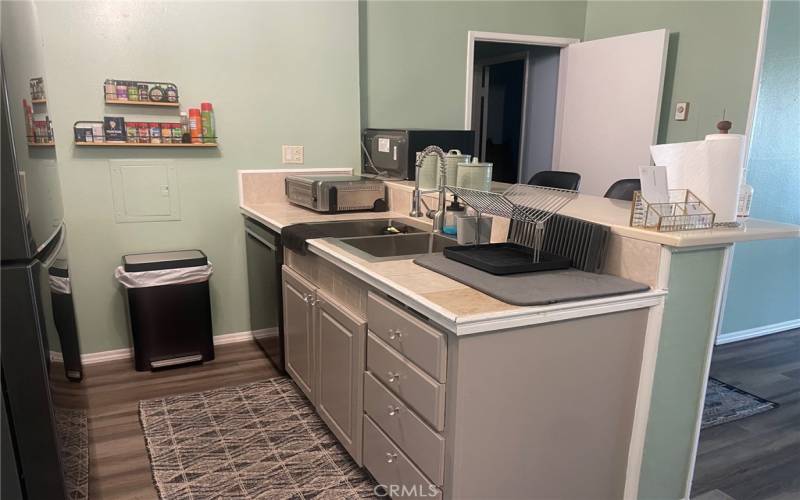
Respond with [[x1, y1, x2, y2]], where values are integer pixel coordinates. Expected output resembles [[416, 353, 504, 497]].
[[115, 250, 214, 371]]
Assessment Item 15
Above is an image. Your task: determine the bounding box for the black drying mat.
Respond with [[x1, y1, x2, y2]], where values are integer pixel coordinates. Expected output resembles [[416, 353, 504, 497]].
[[444, 243, 571, 275], [414, 253, 649, 306]]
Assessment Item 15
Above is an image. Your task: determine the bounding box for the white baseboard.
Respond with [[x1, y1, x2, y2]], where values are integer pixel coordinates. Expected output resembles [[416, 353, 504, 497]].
[[50, 328, 274, 365], [716, 319, 800, 345]]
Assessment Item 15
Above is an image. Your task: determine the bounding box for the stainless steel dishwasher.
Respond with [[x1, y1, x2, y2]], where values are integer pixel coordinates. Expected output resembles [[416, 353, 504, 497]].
[[244, 217, 284, 373]]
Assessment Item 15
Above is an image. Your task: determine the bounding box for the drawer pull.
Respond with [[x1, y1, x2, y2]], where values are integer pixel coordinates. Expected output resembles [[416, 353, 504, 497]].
[[385, 452, 399, 463], [302, 293, 312, 303], [388, 328, 403, 341], [387, 371, 400, 383], [387, 404, 402, 416]]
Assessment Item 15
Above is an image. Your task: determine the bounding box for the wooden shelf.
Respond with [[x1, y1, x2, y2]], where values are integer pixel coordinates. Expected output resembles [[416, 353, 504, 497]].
[[104, 99, 179, 107], [28, 141, 55, 147], [31, 99, 47, 105], [75, 141, 217, 147]]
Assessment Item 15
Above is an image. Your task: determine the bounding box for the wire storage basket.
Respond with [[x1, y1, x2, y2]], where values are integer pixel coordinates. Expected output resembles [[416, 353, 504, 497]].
[[445, 183, 578, 269], [630, 189, 715, 232]]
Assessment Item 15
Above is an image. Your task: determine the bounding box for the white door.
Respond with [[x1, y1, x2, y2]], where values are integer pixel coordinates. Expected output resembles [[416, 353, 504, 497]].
[[553, 29, 669, 196]]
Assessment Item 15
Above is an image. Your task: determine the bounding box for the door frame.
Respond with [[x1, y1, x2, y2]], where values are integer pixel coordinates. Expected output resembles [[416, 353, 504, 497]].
[[464, 31, 580, 131]]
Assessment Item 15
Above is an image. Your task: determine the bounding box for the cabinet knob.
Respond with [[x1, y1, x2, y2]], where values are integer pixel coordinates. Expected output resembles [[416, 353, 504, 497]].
[[302, 293, 311, 303], [387, 371, 400, 383], [388, 328, 403, 341], [385, 452, 398, 464], [388, 405, 402, 416]]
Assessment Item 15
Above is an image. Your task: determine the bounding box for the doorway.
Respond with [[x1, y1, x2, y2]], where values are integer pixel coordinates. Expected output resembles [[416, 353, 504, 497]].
[[470, 41, 562, 184]]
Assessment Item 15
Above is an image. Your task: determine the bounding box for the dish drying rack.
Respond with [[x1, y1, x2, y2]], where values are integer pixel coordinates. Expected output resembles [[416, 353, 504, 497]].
[[630, 189, 715, 232], [446, 183, 578, 262]]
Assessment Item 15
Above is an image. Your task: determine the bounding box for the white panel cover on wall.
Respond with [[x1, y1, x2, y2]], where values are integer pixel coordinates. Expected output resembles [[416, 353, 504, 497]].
[[554, 29, 668, 196]]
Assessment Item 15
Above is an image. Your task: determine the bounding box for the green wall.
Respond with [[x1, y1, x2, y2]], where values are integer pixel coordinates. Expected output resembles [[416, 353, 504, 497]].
[[640, 248, 726, 500], [359, 0, 587, 129], [36, 1, 361, 353], [721, 0, 800, 336], [583, 0, 762, 143]]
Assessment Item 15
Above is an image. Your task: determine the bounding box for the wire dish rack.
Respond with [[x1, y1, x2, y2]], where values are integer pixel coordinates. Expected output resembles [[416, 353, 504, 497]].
[[630, 189, 715, 232], [446, 184, 578, 265]]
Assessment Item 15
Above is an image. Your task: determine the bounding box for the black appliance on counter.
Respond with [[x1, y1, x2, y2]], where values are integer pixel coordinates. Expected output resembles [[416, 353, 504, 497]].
[[244, 217, 285, 373], [1, 61, 83, 499], [362, 128, 475, 180]]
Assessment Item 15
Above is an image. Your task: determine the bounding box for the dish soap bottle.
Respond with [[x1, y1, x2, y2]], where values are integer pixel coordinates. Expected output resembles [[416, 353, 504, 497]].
[[443, 197, 465, 235]]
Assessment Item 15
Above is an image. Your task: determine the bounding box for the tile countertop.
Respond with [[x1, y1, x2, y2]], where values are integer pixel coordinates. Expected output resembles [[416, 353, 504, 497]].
[[380, 180, 800, 248], [240, 201, 666, 335]]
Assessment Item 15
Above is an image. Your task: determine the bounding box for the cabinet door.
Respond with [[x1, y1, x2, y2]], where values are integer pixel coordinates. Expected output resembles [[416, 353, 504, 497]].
[[315, 290, 366, 465], [282, 267, 315, 402]]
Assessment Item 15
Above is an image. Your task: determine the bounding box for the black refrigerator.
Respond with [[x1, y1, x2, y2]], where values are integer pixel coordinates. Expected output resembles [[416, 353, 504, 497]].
[[1, 60, 83, 499]]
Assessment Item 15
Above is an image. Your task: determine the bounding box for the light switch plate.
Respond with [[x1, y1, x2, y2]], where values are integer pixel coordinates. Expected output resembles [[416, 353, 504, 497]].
[[282, 145, 304, 164], [674, 102, 689, 121]]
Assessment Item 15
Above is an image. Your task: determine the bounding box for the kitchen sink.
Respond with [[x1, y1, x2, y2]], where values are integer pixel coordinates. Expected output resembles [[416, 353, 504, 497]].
[[334, 232, 458, 261], [303, 218, 429, 238]]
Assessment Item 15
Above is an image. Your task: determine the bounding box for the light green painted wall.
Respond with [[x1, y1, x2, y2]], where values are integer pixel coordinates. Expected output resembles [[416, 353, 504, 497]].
[[722, 0, 800, 335], [359, 0, 587, 129], [640, 248, 726, 500], [583, 0, 763, 144], [36, 1, 361, 353]]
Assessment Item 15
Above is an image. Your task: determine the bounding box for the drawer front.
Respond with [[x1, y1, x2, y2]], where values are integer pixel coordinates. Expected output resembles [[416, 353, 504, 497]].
[[367, 333, 445, 431], [367, 292, 447, 383], [364, 372, 445, 485], [363, 416, 442, 500]]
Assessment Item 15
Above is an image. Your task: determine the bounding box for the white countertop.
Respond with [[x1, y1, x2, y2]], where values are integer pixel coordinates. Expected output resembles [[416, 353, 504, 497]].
[[240, 201, 665, 335]]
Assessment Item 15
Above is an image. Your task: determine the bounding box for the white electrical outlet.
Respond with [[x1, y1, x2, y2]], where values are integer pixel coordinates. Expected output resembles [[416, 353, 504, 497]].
[[282, 145, 304, 164], [674, 102, 689, 121]]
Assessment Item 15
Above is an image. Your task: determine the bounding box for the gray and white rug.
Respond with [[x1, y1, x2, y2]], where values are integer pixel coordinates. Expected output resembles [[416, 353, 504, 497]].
[[702, 378, 778, 429], [54, 407, 89, 500], [139, 377, 378, 499]]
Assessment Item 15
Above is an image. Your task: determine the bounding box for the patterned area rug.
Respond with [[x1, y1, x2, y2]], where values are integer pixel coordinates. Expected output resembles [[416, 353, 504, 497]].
[[702, 378, 778, 429], [54, 407, 89, 500], [139, 377, 378, 499]]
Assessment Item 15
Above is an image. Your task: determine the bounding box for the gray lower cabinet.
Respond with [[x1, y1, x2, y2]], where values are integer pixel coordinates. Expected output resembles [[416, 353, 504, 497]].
[[282, 267, 316, 403], [315, 289, 366, 465]]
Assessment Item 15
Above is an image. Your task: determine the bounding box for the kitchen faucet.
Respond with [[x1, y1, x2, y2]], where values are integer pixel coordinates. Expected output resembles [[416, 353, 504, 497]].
[[410, 145, 447, 234]]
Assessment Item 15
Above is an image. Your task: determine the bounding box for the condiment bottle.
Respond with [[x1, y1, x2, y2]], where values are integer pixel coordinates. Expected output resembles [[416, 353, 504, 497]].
[[188, 108, 202, 144], [116, 82, 128, 100], [200, 102, 215, 143], [180, 112, 191, 143], [150, 122, 161, 144], [161, 123, 173, 144]]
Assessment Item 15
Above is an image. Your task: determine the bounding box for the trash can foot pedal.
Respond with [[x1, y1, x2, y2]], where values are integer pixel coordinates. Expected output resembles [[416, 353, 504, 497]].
[[150, 354, 203, 369]]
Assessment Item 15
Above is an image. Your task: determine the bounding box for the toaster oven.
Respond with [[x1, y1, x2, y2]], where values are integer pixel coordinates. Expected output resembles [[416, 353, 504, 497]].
[[284, 175, 386, 213]]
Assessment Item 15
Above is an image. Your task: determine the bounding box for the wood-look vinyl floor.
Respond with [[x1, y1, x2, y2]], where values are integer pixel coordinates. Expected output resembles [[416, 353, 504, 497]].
[[52, 340, 279, 500], [691, 328, 800, 500]]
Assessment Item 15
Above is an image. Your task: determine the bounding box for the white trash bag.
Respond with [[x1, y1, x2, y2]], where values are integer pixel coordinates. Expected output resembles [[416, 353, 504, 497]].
[[49, 275, 72, 294], [114, 262, 214, 289]]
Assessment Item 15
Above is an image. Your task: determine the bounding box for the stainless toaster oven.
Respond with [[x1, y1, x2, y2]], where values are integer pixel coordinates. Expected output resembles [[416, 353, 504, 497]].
[[284, 175, 386, 213]]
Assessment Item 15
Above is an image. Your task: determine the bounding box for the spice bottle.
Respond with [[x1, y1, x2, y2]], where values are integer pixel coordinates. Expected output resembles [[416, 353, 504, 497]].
[[171, 123, 182, 144], [150, 122, 161, 144], [161, 123, 173, 144], [116, 81, 128, 100], [138, 122, 150, 143], [104, 79, 116, 100], [127, 122, 139, 143], [200, 102, 215, 143], [138, 83, 149, 101], [127, 82, 139, 101], [188, 108, 202, 144], [180, 112, 191, 143]]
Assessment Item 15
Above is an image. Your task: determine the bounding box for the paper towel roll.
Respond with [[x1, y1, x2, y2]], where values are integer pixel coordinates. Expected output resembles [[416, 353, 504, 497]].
[[650, 134, 745, 223]]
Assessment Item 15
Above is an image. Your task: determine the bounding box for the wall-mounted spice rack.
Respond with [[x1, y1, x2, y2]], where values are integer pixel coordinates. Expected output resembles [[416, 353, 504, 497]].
[[31, 99, 47, 105], [27, 141, 55, 147], [75, 142, 216, 148], [73, 120, 217, 147], [104, 79, 179, 106]]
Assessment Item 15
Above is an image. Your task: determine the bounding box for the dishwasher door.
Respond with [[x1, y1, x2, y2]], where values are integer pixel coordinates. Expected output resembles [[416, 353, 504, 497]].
[[244, 218, 284, 373]]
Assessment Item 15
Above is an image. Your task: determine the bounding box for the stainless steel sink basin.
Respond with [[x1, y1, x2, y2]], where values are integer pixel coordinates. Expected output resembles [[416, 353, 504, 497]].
[[304, 218, 428, 238], [334, 232, 458, 261]]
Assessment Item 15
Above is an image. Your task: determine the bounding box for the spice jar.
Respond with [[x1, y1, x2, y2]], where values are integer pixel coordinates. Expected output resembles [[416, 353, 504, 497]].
[[149, 85, 165, 102], [149, 122, 161, 144], [138, 83, 149, 101], [165, 84, 178, 103], [104, 79, 116, 100], [161, 123, 173, 144], [116, 82, 128, 100], [126, 122, 139, 143], [138, 123, 150, 143], [127, 83, 139, 101], [171, 123, 182, 144]]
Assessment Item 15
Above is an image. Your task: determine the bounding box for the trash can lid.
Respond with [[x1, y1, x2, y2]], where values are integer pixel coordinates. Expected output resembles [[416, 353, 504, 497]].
[[123, 250, 207, 272]]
